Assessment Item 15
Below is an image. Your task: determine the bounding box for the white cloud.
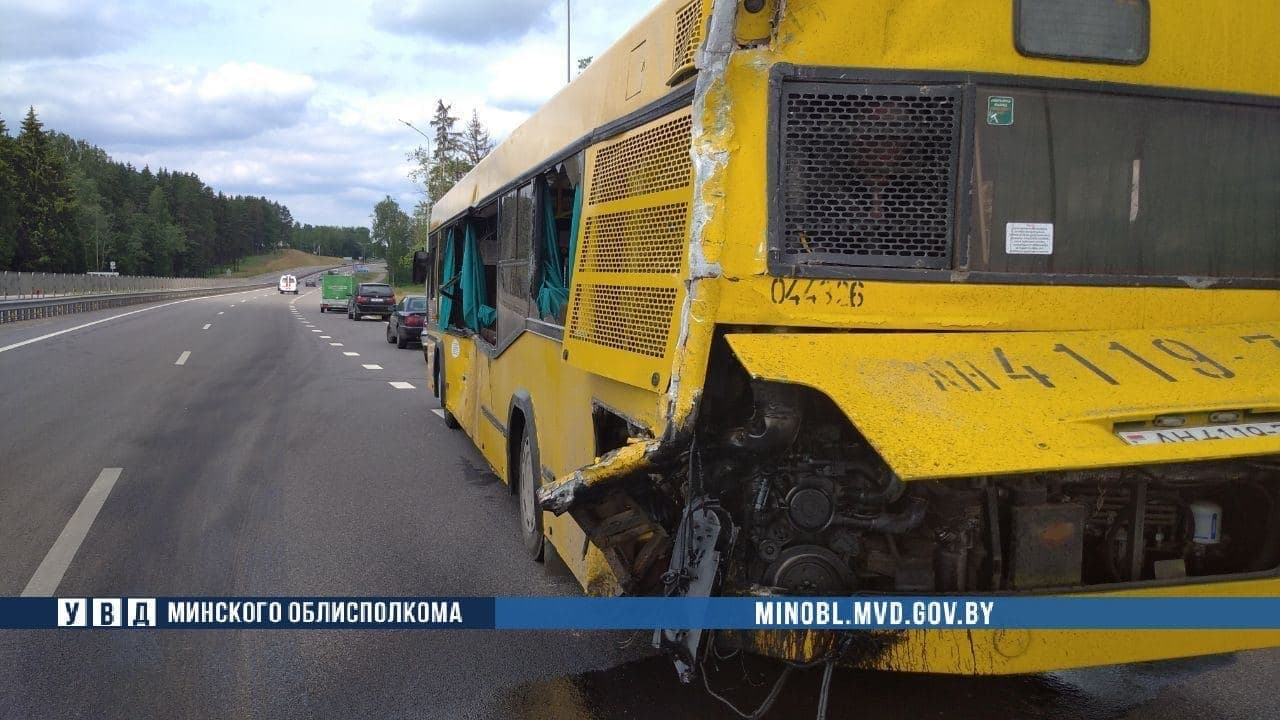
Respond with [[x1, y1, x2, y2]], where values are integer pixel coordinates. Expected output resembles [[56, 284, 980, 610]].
[[371, 0, 554, 44], [0, 0, 207, 60], [2, 61, 316, 145], [0, 0, 653, 227]]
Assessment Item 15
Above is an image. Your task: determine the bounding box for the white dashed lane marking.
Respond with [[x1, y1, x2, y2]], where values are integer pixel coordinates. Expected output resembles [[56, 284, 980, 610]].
[[202, 324, 211, 330], [329, 343, 344, 346], [389, 382, 415, 390], [320, 335, 332, 339], [362, 364, 383, 370], [343, 352, 359, 356], [175, 351, 191, 366], [432, 409, 446, 418], [21, 468, 125, 597]]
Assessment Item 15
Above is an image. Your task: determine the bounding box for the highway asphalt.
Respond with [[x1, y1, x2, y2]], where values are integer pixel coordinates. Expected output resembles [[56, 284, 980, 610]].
[[0, 286, 1275, 719]]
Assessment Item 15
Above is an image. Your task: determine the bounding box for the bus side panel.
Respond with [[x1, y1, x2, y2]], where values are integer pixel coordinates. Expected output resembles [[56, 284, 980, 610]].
[[490, 330, 663, 596], [441, 333, 479, 439], [472, 354, 507, 482]]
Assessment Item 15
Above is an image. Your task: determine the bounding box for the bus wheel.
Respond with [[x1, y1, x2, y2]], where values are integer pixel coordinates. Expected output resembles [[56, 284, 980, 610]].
[[440, 405, 460, 429], [518, 427, 545, 562]]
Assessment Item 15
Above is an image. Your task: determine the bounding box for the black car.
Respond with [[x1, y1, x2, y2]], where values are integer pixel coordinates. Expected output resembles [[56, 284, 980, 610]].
[[386, 295, 427, 349], [348, 283, 395, 320]]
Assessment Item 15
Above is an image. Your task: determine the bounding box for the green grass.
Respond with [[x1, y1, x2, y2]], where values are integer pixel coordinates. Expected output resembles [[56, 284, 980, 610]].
[[217, 249, 345, 278], [393, 283, 425, 299]]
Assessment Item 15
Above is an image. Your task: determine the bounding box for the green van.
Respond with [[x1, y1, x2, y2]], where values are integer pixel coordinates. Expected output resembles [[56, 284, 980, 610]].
[[320, 273, 353, 313]]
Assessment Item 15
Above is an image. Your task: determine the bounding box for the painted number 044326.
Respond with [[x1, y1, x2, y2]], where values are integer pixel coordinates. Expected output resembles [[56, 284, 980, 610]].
[[770, 278, 865, 308]]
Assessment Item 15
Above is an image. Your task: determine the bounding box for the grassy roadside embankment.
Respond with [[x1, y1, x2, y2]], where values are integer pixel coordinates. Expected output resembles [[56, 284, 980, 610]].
[[217, 249, 346, 278]]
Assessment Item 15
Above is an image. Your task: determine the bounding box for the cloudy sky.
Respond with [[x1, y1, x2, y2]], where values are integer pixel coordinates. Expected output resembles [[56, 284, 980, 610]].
[[0, 0, 653, 228]]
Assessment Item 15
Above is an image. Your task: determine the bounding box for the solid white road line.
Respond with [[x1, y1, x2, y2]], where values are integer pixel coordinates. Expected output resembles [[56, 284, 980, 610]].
[[202, 323, 211, 330], [0, 291, 256, 355], [362, 364, 383, 370], [175, 351, 191, 365], [431, 409, 446, 418], [21, 468, 124, 597], [389, 381, 415, 389], [342, 351, 359, 356]]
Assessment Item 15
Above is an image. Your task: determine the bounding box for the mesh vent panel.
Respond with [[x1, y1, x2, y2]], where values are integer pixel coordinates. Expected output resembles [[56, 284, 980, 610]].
[[589, 114, 692, 205], [780, 83, 961, 268], [568, 284, 677, 358], [578, 204, 688, 274], [672, 0, 703, 75]]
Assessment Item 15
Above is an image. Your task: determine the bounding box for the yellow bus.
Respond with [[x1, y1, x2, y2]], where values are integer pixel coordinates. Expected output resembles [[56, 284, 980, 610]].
[[414, 0, 1280, 679]]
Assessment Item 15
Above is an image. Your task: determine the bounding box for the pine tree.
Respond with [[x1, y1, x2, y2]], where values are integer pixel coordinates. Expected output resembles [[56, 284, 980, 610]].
[[0, 116, 18, 268], [462, 110, 492, 166], [427, 100, 465, 203], [12, 107, 78, 271]]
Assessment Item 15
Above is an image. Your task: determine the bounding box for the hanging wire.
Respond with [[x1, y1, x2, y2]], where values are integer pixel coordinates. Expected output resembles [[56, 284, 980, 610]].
[[702, 658, 793, 720], [814, 660, 836, 720]]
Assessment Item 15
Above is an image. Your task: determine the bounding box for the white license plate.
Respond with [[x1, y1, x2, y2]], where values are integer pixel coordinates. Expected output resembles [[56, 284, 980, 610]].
[[1118, 421, 1280, 446], [369, 299, 383, 303]]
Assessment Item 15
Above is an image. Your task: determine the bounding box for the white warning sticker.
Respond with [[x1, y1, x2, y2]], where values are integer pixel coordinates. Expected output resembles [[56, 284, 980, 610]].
[[1005, 223, 1054, 255]]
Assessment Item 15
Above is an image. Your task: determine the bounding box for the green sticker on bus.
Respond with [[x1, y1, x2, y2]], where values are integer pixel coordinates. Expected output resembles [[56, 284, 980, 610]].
[[987, 96, 1014, 126]]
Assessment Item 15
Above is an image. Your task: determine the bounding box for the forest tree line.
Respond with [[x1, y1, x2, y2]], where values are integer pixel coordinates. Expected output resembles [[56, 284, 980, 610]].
[[0, 107, 368, 277]]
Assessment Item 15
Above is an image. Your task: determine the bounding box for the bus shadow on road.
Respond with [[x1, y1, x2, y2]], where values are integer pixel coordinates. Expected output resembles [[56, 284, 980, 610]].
[[497, 649, 1238, 720]]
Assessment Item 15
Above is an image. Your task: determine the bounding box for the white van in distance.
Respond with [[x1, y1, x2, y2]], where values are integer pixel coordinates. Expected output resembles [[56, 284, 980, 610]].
[[278, 274, 298, 294]]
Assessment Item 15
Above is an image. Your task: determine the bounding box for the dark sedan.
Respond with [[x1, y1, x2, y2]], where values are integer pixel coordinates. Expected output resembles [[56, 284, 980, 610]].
[[348, 283, 395, 320], [386, 295, 427, 348]]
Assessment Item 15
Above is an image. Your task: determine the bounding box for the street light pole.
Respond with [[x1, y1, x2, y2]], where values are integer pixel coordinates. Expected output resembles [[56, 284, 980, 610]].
[[400, 118, 434, 198]]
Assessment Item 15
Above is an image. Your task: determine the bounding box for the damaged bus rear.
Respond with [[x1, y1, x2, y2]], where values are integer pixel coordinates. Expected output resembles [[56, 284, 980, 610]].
[[529, 0, 1280, 676]]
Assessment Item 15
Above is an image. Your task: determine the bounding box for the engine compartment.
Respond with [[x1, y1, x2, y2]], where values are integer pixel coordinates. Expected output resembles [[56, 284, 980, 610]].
[[590, 352, 1280, 599], [711, 388, 1280, 595]]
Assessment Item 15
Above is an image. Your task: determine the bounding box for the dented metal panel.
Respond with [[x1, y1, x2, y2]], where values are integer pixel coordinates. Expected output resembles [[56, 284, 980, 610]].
[[725, 323, 1280, 479]]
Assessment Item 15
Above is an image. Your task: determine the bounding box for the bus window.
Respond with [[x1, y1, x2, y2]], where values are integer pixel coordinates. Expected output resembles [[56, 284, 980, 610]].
[[534, 159, 581, 326], [473, 206, 499, 342], [438, 209, 498, 336], [497, 183, 534, 347]]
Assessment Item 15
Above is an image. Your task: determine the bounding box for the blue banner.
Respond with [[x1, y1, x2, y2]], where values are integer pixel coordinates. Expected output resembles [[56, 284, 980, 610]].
[[3, 596, 1280, 630]]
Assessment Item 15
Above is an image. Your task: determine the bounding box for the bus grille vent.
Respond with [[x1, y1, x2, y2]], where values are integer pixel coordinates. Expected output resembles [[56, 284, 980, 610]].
[[566, 108, 692, 387], [671, 0, 704, 78], [578, 204, 688, 274], [589, 114, 693, 205], [779, 82, 961, 269], [568, 285, 678, 359]]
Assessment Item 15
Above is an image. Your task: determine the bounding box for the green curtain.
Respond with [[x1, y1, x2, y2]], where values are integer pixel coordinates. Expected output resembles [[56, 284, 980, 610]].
[[535, 180, 569, 319], [565, 183, 582, 289], [437, 228, 457, 331], [460, 223, 496, 331]]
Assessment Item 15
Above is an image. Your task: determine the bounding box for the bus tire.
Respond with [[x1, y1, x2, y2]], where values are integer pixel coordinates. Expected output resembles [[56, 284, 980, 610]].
[[517, 426, 545, 562], [441, 405, 460, 429]]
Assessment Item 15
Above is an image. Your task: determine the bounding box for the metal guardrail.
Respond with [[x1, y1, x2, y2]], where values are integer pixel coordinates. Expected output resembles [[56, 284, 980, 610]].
[[0, 270, 231, 300], [0, 265, 340, 325]]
